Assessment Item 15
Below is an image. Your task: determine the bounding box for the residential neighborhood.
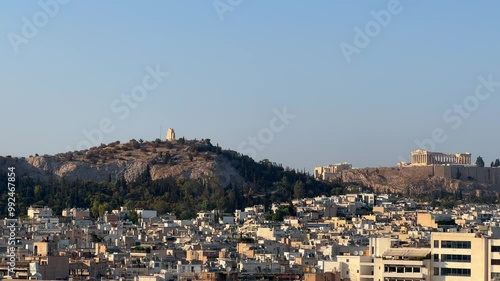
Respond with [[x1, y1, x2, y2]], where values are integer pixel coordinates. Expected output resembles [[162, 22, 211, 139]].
[[3, 196, 500, 281]]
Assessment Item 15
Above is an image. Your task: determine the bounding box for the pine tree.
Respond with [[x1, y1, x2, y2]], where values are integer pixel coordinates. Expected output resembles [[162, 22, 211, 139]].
[[476, 156, 485, 167]]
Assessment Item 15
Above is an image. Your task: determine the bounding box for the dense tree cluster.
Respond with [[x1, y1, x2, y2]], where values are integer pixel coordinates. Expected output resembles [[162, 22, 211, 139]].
[[0, 141, 344, 220]]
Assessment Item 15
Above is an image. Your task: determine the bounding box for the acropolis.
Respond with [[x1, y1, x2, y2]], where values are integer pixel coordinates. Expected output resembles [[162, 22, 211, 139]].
[[410, 149, 472, 166]]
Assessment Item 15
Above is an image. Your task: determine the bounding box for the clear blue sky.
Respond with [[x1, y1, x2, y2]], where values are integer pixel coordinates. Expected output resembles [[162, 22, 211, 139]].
[[1, 0, 499, 171]]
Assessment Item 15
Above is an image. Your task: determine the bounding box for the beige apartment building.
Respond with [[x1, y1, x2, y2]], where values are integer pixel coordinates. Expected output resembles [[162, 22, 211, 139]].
[[327, 235, 500, 281], [431, 232, 488, 281], [62, 208, 91, 219], [417, 212, 453, 229], [490, 238, 500, 281]]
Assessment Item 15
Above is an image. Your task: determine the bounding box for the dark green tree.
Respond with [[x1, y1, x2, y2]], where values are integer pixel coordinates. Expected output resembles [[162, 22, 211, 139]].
[[293, 181, 305, 199], [128, 210, 139, 224], [476, 156, 485, 167]]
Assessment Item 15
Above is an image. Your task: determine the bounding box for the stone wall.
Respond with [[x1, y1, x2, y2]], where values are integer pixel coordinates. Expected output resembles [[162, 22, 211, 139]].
[[340, 166, 500, 196], [429, 166, 500, 184], [393, 165, 500, 184]]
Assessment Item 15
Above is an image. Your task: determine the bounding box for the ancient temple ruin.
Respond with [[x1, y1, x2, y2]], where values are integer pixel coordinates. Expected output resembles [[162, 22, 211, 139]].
[[410, 149, 472, 165]]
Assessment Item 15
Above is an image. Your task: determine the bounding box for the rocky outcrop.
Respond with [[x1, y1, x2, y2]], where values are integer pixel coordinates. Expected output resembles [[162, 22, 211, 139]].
[[0, 140, 246, 187], [341, 166, 500, 197]]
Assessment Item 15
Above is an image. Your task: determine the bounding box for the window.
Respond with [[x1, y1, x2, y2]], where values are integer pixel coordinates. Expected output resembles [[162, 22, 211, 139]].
[[434, 267, 440, 276], [385, 266, 418, 273], [441, 240, 471, 249], [434, 254, 439, 262], [434, 240, 439, 248], [441, 268, 471, 276], [492, 246, 500, 252], [492, 259, 500, 265], [441, 254, 471, 263], [385, 266, 396, 273]]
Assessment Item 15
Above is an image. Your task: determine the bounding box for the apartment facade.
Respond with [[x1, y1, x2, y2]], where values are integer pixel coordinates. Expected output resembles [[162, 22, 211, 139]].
[[431, 232, 488, 281]]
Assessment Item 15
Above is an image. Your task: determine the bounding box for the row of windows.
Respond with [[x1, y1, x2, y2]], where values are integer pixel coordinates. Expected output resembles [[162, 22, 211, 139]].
[[440, 240, 471, 249], [441, 254, 471, 262], [384, 266, 421, 273], [435, 268, 471, 276]]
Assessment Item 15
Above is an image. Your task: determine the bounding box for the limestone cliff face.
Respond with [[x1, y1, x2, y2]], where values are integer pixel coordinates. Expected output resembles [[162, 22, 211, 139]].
[[341, 167, 500, 197], [24, 156, 131, 182], [0, 141, 245, 187]]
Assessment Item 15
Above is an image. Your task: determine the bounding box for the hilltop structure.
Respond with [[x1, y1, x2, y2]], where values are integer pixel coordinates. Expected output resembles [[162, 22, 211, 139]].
[[314, 162, 352, 181], [410, 150, 472, 166], [166, 128, 176, 141]]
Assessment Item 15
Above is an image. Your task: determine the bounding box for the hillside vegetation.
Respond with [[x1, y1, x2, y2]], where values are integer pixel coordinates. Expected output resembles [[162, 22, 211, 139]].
[[0, 138, 344, 218]]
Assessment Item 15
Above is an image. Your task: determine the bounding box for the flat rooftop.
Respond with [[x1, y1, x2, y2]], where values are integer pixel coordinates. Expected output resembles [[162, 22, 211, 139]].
[[383, 248, 431, 258]]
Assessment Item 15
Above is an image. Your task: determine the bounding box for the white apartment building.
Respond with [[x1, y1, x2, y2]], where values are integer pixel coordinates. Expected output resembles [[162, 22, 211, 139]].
[[136, 209, 157, 219], [431, 232, 488, 281]]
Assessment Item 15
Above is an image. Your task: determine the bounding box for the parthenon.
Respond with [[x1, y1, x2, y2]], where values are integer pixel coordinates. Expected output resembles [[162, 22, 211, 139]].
[[411, 150, 472, 166]]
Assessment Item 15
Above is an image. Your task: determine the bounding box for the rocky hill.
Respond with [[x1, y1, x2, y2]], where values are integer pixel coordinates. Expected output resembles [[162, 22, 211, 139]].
[[341, 166, 500, 200], [0, 138, 245, 187], [0, 138, 339, 218]]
